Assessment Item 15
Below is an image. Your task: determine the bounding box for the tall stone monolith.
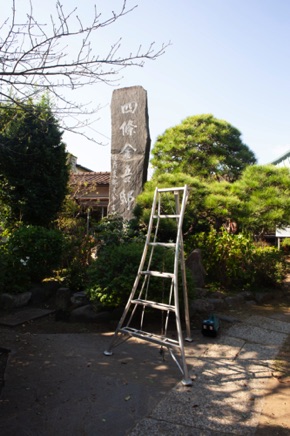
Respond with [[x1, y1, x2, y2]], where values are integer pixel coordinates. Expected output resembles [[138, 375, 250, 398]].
[[108, 86, 151, 220]]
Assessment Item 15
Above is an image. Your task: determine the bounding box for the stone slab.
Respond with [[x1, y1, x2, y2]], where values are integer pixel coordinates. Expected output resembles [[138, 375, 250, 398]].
[[226, 323, 287, 346], [145, 384, 263, 435], [245, 315, 290, 334], [0, 308, 54, 326]]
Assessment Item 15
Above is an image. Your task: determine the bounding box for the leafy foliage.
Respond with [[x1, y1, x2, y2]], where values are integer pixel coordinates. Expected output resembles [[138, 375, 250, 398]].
[[0, 242, 31, 293], [233, 165, 290, 236], [135, 173, 210, 239], [0, 225, 65, 291], [190, 228, 287, 291], [0, 97, 69, 227], [281, 238, 290, 252], [57, 214, 96, 292], [151, 114, 256, 182], [86, 216, 194, 308], [137, 163, 290, 240], [86, 241, 144, 307], [93, 215, 144, 246]]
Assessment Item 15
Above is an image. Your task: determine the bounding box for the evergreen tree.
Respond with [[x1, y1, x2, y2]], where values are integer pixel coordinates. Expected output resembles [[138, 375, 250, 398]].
[[151, 114, 256, 182], [0, 97, 69, 227]]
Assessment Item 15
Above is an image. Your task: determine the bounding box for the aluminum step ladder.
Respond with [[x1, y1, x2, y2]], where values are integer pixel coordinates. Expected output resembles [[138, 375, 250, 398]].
[[104, 185, 193, 386]]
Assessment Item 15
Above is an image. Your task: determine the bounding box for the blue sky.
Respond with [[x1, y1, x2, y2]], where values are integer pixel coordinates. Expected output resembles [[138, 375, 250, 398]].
[[4, 1, 290, 171]]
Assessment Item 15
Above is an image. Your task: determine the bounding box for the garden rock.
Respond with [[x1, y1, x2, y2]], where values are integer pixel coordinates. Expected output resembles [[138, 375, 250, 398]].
[[15, 291, 32, 307], [207, 298, 227, 311], [0, 292, 32, 310], [186, 249, 206, 288], [0, 294, 15, 310], [210, 291, 226, 299], [71, 291, 90, 307], [194, 287, 208, 298], [254, 292, 275, 304], [70, 304, 111, 323], [190, 298, 214, 314], [30, 281, 59, 304], [238, 290, 254, 300], [225, 294, 244, 307]]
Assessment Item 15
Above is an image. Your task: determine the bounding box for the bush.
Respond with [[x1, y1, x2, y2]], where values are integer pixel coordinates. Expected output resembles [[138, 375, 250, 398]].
[[253, 245, 286, 288], [281, 238, 290, 253], [61, 231, 96, 292], [56, 198, 97, 291], [0, 244, 31, 293], [6, 225, 65, 283], [189, 228, 287, 291], [86, 240, 194, 308]]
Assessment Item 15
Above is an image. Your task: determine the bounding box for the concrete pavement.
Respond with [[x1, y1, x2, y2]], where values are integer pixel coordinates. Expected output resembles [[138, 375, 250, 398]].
[[0, 304, 290, 435]]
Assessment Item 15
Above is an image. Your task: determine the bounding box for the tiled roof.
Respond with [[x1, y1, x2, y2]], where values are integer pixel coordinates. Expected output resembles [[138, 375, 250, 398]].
[[70, 172, 110, 185]]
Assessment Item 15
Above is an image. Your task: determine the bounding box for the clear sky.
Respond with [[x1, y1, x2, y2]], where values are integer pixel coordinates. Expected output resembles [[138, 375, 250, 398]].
[[4, 1, 290, 171]]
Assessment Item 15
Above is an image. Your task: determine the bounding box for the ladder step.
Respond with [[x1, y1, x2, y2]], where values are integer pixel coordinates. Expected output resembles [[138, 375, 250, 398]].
[[131, 298, 175, 311], [157, 187, 185, 193], [153, 214, 180, 219], [141, 270, 174, 279], [119, 326, 180, 348], [149, 242, 176, 248]]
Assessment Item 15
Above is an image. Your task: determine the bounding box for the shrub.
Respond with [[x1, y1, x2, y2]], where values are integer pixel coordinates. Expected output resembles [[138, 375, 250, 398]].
[[188, 228, 287, 291], [6, 225, 65, 283], [86, 240, 194, 308], [61, 231, 96, 292], [281, 238, 290, 253], [0, 244, 31, 293], [252, 245, 286, 288]]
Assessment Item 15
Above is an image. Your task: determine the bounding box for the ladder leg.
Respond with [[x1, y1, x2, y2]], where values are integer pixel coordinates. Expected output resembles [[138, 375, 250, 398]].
[[174, 189, 192, 342], [173, 276, 193, 386], [180, 237, 193, 342]]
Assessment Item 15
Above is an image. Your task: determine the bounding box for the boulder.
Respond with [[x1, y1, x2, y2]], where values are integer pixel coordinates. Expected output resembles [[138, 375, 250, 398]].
[[0, 291, 31, 310], [225, 294, 244, 307], [0, 293, 15, 310], [70, 304, 111, 323], [14, 291, 32, 307], [190, 298, 214, 315]]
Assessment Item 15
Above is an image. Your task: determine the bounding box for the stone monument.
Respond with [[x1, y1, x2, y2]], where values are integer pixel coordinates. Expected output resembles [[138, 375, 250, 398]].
[[108, 86, 151, 220]]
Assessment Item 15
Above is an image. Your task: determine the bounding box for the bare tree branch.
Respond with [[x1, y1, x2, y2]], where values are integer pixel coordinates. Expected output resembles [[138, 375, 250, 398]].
[[0, 0, 170, 141]]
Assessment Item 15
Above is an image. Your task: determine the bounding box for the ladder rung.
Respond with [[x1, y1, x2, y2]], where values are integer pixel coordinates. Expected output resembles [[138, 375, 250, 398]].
[[149, 242, 176, 247], [131, 298, 175, 311], [157, 187, 185, 192], [141, 270, 174, 279], [119, 326, 180, 348], [153, 214, 180, 219]]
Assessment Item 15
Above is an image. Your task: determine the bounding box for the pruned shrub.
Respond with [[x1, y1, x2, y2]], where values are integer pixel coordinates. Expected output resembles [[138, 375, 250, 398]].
[[6, 225, 65, 284], [0, 244, 31, 293], [86, 240, 194, 308], [188, 228, 287, 291]]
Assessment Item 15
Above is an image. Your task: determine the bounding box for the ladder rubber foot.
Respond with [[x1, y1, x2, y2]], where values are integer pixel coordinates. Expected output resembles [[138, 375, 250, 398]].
[[182, 378, 193, 387], [185, 337, 193, 342], [104, 350, 113, 356]]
